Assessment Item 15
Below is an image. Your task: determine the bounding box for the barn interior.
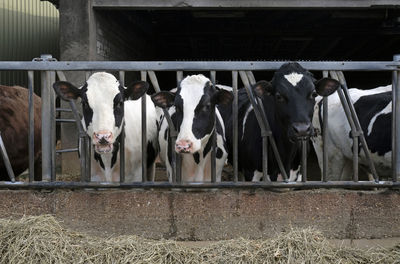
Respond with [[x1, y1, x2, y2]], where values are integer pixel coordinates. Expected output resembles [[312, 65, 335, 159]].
[[95, 8, 400, 90], [90, 8, 400, 180]]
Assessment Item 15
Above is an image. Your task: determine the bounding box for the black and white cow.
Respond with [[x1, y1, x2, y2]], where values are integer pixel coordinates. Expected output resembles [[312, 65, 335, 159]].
[[53, 72, 158, 182], [224, 62, 340, 181], [312, 85, 392, 180], [151, 74, 233, 182]]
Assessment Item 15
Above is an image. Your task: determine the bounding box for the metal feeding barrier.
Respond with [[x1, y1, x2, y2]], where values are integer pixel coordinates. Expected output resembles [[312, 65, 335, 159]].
[[0, 55, 400, 189]]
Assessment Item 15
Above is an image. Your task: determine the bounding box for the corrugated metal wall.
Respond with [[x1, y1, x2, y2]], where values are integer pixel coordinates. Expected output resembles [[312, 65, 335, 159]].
[[0, 0, 59, 87]]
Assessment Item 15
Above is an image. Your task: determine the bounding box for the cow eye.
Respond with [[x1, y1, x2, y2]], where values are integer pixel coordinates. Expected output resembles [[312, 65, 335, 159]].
[[310, 91, 318, 99], [202, 104, 211, 112], [275, 93, 285, 102]]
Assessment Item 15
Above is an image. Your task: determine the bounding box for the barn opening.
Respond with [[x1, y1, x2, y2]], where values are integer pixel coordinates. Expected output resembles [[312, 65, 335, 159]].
[[94, 8, 400, 90]]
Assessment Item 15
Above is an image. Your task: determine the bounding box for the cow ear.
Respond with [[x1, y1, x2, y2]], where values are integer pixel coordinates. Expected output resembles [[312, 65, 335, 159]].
[[212, 89, 233, 105], [151, 91, 176, 108], [315, 78, 340, 96], [53, 81, 81, 101], [253, 80, 273, 98], [125, 81, 149, 100]]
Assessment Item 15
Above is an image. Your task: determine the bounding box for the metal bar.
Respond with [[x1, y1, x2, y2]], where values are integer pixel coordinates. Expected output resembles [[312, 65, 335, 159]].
[[322, 71, 329, 182], [148, 71, 177, 182], [239, 71, 288, 181], [141, 71, 147, 182], [49, 71, 56, 181], [246, 71, 269, 182], [119, 71, 125, 183], [0, 61, 399, 71], [0, 181, 399, 190], [232, 71, 239, 182], [210, 71, 217, 182], [301, 139, 307, 182], [56, 108, 72, 112], [28, 71, 35, 182], [85, 136, 91, 182], [393, 54, 400, 182], [41, 71, 51, 181], [353, 137, 359, 182], [55, 119, 76, 123], [0, 132, 16, 182], [336, 71, 378, 181], [175, 71, 183, 183], [56, 148, 78, 153], [85, 71, 91, 81]]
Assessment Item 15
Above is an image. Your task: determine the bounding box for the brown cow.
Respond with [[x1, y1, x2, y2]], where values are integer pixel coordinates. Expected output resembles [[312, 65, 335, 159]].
[[0, 85, 41, 181]]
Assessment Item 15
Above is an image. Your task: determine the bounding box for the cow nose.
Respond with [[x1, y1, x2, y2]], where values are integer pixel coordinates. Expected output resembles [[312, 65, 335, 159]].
[[292, 122, 311, 137], [94, 131, 113, 144], [175, 140, 193, 153]]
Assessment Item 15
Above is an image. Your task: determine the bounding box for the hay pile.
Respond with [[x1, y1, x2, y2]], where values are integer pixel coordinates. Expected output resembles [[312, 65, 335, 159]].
[[0, 215, 399, 264]]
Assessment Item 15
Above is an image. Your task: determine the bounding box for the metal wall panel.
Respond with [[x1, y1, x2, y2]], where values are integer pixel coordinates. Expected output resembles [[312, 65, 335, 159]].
[[0, 0, 59, 87]]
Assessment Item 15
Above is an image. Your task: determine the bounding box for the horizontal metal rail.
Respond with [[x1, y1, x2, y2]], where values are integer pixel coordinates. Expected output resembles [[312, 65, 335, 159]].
[[0, 181, 399, 190], [0, 61, 399, 71]]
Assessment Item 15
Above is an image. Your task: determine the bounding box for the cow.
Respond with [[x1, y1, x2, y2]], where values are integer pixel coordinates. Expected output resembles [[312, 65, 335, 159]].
[[151, 74, 233, 182], [53, 72, 158, 182], [0, 85, 41, 181], [312, 85, 392, 181], [224, 62, 340, 181]]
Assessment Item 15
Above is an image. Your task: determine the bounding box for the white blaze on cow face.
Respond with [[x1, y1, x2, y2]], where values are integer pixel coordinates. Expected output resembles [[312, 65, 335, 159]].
[[84, 72, 122, 153], [176, 75, 211, 153], [284, 72, 304, 87]]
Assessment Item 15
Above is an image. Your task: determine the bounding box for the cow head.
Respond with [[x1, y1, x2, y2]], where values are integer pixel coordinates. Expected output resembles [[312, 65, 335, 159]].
[[152, 74, 233, 154], [253, 62, 340, 140], [53, 72, 148, 154]]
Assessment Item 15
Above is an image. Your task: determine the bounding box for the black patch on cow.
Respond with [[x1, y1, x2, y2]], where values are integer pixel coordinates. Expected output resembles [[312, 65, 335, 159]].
[[164, 126, 168, 140], [353, 91, 392, 156], [113, 92, 124, 128], [193, 152, 200, 164], [147, 140, 157, 169], [94, 152, 105, 170], [203, 132, 213, 158], [110, 136, 120, 169], [192, 93, 215, 139], [216, 148, 223, 159], [80, 84, 93, 129]]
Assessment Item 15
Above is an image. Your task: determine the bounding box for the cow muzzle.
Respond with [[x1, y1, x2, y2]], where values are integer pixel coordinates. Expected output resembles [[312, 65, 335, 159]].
[[291, 122, 312, 138], [93, 131, 114, 154], [175, 140, 193, 153]]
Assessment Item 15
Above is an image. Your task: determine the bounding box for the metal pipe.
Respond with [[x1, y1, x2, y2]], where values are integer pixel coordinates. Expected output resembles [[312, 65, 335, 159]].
[[336, 71, 378, 181], [175, 71, 183, 183], [41, 71, 51, 181], [49, 71, 56, 181], [210, 71, 217, 182], [0, 132, 16, 182], [232, 71, 239, 182], [119, 71, 125, 183], [141, 71, 147, 182], [1, 61, 399, 71], [56, 148, 78, 153], [392, 54, 400, 182], [239, 71, 288, 181], [28, 71, 35, 182], [301, 139, 307, 182], [322, 71, 329, 182], [85, 136, 91, 182], [148, 71, 178, 182], [0, 181, 399, 190]]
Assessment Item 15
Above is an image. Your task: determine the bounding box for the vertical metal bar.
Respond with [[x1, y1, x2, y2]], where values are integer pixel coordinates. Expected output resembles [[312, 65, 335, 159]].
[[28, 71, 35, 182], [41, 71, 51, 181], [49, 71, 56, 181], [301, 139, 307, 182], [85, 71, 91, 81], [210, 71, 217, 182], [0, 132, 16, 182], [148, 71, 177, 182], [232, 71, 239, 182], [353, 137, 359, 182], [336, 71, 378, 181], [176, 71, 183, 183], [322, 71, 329, 182], [246, 71, 269, 182], [393, 54, 400, 182], [119, 71, 125, 183], [141, 71, 147, 182], [85, 136, 91, 182]]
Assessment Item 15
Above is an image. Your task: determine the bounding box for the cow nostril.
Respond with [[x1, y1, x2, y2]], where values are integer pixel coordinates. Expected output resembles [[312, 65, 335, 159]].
[[292, 123, 311, 135]]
